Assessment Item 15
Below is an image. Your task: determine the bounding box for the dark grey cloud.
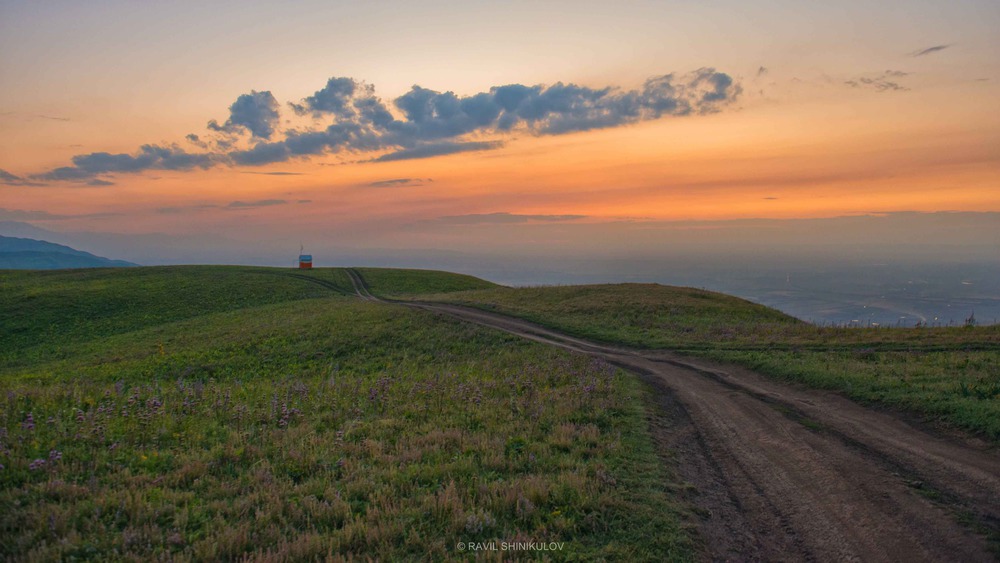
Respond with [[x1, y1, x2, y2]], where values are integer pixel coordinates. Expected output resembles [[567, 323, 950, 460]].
[[34, 144, 216, 181], [757, 66, 768, 77], [911, 44, 951, 57], [365, 178, 431, 187], [31, 69, 741, 181], [1, 169, 47, 187], [86, 179, 115, 186], [290, 77, 361, 119], [434, 212, 587, 225], [185, 133, 208, 149], [845, 70, 910, 92], [226, 199, 288, 209], [374, 141, 502, 162], [208, 90, 281, 139]]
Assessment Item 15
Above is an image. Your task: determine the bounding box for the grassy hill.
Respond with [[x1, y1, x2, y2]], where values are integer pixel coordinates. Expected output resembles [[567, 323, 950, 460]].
[[354, 267, 499, 296], [3, 265, 997, 560], [0, 266, 692, 561], [403, 282, 1000, 440]]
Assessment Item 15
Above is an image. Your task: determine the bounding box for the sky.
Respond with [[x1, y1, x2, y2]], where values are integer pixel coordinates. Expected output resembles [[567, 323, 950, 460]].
[[1, 0, 998, 268]]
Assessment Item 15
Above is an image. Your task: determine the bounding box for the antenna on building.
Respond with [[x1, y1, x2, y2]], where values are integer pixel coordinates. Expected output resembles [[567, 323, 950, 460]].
[[297, 244, 313, 269]]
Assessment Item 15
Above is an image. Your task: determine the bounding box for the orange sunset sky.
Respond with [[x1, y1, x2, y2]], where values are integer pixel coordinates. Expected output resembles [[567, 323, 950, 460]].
[[1, 0, 998, 264]]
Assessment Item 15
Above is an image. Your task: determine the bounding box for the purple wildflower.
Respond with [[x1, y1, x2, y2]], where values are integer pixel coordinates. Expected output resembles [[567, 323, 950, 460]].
[[29, 458, 46, 471], [49, 450, 62, 463], [21, 412, 35, 432]]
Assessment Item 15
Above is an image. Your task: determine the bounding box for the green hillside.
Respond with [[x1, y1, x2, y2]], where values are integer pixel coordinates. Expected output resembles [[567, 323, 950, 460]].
[[0, 266, 353, 369], [418, 282, 1000, 439], [354, 267, 498, 296], [0, 266, 692, 561]]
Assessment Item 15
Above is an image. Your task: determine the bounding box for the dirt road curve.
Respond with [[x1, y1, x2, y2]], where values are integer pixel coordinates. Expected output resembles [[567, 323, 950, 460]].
[[345, 271, 1000, 562]]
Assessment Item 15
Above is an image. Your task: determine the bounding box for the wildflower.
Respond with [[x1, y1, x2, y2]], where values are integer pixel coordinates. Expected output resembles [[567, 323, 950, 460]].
[[49, 449, 62, 463], [22, 412, 35, 432], [29, 458, 46, 471]]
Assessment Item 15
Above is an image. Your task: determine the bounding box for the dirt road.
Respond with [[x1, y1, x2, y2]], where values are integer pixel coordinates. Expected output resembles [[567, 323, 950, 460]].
[[346, 270, 1000, 561]]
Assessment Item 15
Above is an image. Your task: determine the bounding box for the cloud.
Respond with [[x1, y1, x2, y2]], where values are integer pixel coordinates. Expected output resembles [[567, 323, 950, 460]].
[[34, 144, 216, 181], [374, 141, 503, 162], [0, 208, 121, 220], [0, 169, 47, 187], [757, 66, 768, 77], [239, 171, 306, 176], [32, 69, 741, 180], [433, 212, 587, 224], [365, 178, 430, 187], [225, 199, 288, 209], [86, 179, 115, 186], [911, 44, 951, 57], [845, 70, 910, 92], [208, 90, 281, 139], [156, 204, 220, 214], [290, 77, 364, 119]]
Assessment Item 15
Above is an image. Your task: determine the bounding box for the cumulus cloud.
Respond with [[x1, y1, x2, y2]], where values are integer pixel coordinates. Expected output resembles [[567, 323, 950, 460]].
[[29, 69, 741, 182], [911, 44, 951, 57], [208, 90, 281, 139], [433, 212, 587, 224], [845, 70, 910, 92]]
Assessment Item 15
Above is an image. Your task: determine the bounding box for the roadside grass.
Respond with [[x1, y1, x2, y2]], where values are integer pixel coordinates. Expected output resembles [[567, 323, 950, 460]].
[[414, 282, 1000, 441], [0, 268, 694, 561], [354, 267, 498, 297], [707, 349, 1000, 440]]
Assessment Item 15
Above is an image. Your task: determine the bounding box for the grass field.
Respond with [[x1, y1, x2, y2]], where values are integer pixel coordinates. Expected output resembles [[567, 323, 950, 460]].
[[0, 267, 693, 561], [405, 283, 1000, 441], [354, 268, 497, 298]]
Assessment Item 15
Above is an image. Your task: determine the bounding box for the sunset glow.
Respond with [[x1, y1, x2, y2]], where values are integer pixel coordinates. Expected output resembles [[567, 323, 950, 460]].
[[1, 0, 998, 262]]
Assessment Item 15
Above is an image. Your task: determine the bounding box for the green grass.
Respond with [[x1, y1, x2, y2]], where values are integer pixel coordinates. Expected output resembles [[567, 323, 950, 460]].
[[0, 267, 693, 561], [418, 283, 1000, 440], [355, 267, 498, 297], [0, 266, 355, 369]]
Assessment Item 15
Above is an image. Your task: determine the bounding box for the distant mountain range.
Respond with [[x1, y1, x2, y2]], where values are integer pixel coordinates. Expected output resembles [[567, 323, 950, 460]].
[[0, 235, 137, 269]]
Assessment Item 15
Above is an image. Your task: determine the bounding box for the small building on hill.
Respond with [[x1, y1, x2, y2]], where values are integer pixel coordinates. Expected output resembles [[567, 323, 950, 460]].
[[298, 253, 312, 269]]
